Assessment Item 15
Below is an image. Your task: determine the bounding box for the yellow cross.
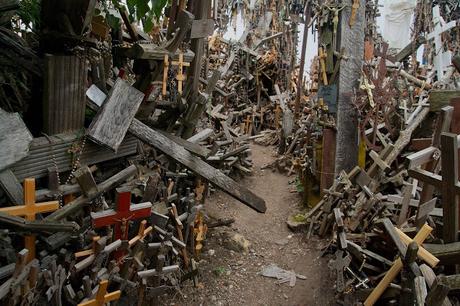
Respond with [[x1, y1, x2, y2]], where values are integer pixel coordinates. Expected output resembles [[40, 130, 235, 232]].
[[0, 178, 59, 262], [171, 53, 190, 94], [128, 220, 153, 247], [162, 54, 169, 98], [78, 280, 121, 306]]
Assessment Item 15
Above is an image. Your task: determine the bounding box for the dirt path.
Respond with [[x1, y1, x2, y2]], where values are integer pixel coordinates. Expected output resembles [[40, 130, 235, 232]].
[[169, 144, 334, 305]]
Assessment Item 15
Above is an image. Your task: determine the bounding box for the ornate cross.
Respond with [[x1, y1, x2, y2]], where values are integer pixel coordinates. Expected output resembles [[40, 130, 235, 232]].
[[0, 178, 59, 262]]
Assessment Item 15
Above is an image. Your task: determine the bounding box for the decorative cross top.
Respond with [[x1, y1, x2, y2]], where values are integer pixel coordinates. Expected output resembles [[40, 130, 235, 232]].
[[91, 187, 152, 241], [0, 178, 59, 262], [171, 53, 190, 94]]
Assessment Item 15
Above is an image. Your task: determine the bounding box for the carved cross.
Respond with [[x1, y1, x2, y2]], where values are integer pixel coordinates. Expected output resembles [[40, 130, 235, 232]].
[[0, 178, 59, 262]]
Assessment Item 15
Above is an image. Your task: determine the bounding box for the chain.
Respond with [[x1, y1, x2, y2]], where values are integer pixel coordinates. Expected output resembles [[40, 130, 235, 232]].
[[65, 135, 87, 185]]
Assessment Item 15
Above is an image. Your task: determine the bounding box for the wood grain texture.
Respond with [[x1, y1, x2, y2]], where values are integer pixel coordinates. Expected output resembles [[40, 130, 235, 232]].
[[0, 169, 23, 204], [43, 55, 87, 134], [87, 78, 144, 151], [0, 108, 32, 171], [11, 132, 138, 180], [334, 0, 365, 174], [129, 119, 266, 213]]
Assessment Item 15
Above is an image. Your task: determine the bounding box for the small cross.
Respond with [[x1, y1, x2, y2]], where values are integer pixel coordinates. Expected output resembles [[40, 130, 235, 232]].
[[359, 73, 375, 107], [427, 5, 456, 81], [75, 236, 101, 258], [128, 220, 153, 247], [243, 115, 252, 135], [162, 54, 169, 98], [0, 178, 59, 262], [171, 53, 190, 94], [77, 280, 121, 306]]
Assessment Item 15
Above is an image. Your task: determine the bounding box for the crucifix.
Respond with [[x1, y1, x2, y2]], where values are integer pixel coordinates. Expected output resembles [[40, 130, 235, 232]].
[[171, 53, 190, 94], [360, 73, 375, 108], [162, 55, 169, 98], [0, 178, 59, 262], [77, 280, 121, 306], [426, 5, 456, 81], [91, 188, 152, 241]]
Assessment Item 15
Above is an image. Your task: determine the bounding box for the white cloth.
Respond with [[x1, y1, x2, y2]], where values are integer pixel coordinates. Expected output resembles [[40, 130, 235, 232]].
[[382, 0, 416, 50]]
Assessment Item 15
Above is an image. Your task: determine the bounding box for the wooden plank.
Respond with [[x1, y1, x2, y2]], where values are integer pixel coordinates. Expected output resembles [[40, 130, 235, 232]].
[[157, 129, 211, 158], [441, 133, 459, 243], [43, 55, 87, 134], [11, 133, 139, 180], [129, 120, 266, 213], [0, 108, 33, 172], [0, 169, 23, 204], [186, 128, 214, 143], [87, 78, 144, 152], [190, 18, 214, 39]]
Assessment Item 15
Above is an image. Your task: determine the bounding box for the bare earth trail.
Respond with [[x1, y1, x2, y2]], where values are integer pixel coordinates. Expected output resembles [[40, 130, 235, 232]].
[[169, 144, 334, 305]]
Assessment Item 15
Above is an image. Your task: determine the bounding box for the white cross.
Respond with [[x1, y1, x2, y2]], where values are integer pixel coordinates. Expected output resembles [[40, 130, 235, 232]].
[[426, 5, 456, 81]]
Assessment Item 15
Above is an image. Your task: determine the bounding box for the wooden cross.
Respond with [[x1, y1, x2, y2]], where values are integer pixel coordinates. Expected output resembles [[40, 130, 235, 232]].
[[427, 5, 456, 81], [162, 54, 169, 98], [169, 203, 189, 268], [243, 115, 252, 135], [78, 280, 121, 306], [193, 211, 207, 256], [360, 74, 375, 108], [91, 188, 152, 241], [333, 249, 351, 293], [408, 132, 460, 243], [0, 178, 59, 262], [364, 224, 439, 306], [128, 220, 153, 247], [171, 53, 190, 94]]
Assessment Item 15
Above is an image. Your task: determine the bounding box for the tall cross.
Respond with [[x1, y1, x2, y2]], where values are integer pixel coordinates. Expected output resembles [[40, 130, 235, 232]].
[[171, 53, 190, 94], [77, 280, 121, 306], [427, 5, 456, 81], [91, 187, 152, 241], [0, 178, 59, 262], [408, 132, 460, 243]]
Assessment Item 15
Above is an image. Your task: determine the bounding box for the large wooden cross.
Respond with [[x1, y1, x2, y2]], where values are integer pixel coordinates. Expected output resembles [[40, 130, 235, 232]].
[[0, 178, 59, 262], [171, 53, 190, 94], [427, 5, 456, 81], [91, 187, 152, 240], [408, 132, 460, 243]]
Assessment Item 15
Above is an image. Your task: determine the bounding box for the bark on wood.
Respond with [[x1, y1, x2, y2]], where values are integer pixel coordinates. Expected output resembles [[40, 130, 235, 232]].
[[334, 0, 365, 174]]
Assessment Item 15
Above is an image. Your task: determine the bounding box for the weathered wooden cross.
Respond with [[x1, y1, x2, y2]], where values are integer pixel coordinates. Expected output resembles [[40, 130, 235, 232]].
[[77, 280, 121, 306], [171, 53, 190, 94], [364, 224, 439, 306], [0, 178, 59, 262], [408, 132, 460, 243], [427, 5, 457, 81]]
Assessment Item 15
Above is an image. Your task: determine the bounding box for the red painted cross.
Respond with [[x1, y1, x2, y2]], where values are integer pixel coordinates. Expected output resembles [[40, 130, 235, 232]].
[[91, 188, 152, 241]]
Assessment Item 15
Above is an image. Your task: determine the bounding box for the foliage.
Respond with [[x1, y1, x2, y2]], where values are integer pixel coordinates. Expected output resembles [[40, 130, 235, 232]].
[[109, 0, 169, 33], [294, 176, 304, 193], [16, 0, 41, 31]]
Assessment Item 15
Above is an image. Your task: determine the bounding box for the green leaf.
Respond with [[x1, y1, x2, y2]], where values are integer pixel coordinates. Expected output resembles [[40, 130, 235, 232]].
[[143, 15, 154, 32], [152, 0, 168, 18], [106, 13, 120, 29], [136, 0, 150, 19]]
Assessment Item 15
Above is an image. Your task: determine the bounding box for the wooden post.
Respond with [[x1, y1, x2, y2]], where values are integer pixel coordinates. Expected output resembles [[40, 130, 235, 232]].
[[334, 0, 365, 174], [294, 3, 311, 118], [441, 133, 459, 243], [320, 128, 336, 194], [43, 55, 87, 135]]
